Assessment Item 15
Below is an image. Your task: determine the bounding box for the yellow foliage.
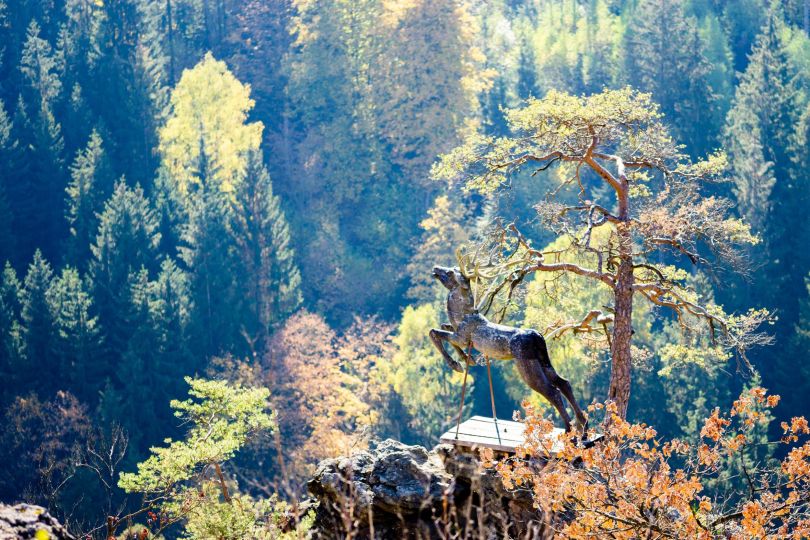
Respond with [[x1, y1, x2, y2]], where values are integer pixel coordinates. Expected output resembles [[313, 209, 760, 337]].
[[158, 53, 263, 195], [385, 303, 471, 442]]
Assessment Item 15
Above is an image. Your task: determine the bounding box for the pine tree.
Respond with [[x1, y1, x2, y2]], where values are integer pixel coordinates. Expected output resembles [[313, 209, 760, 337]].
[[48, 266, 99, 401], [19, 249, 55, 391], [89, 180, 160, 371], [65, 129, 113, 269], [231, 151, 301, 348]]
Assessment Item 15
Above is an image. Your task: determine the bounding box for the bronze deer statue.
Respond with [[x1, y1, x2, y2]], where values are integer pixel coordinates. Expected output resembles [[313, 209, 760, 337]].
[[429, 266, 588, 432]]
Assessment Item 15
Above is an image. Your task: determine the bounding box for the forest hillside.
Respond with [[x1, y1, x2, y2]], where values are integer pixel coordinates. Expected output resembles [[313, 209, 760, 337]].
[[1, 0, 810, 538]]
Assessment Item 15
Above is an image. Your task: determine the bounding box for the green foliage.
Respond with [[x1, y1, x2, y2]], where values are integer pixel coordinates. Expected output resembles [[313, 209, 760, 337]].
[[47, 267, 99, 400], [20, 20, 62, 109], [385, 303, 471, 444], [624, 0, 725, 155], [20, 250, 56, 389], [65, 129, 113, 268], [181, 488, 313, 540], [2, 0, 810, 529], [0, 263, 22, 400], [119, 377, 275, 494], [230, 151, 301, 344], [117, 377, 305, 539], [90, 180, 160, 361]]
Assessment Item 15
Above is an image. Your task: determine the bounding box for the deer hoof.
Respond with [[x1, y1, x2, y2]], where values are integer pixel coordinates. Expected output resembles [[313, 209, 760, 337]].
[[445, 357, 465, 373]]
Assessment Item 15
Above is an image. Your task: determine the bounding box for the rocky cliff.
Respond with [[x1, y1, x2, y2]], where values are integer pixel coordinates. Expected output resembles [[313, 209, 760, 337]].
[[306, 439, 547, 539], [0, 504, 74, 540]]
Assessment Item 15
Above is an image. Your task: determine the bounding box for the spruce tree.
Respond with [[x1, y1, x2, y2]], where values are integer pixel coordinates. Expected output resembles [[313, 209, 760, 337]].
[[19, 249, 55, 391], [116, 267, 158, 457], [624, 0, 720, 155], [117, 259, 192, 456], [0, 263, 22, 402], [48, 266, 99, 402], [0, 101, 17, 261], [89, 180, 160, 372], [20, 20, 62, 108], [65, 129, 113, 269], [180, 181, 240, 359], [724, 11, 802, 321], [231, 151, 301, 348], [17, 22, 66, 261]]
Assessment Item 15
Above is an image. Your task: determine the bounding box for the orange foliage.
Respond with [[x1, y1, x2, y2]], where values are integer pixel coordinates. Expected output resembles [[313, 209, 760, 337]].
[[264, 311, 378, 484], [485, 388, 810, 539]]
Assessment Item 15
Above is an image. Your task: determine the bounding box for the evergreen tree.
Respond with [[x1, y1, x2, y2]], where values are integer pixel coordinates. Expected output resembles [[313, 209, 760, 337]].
[[722, 0, 768, 71], [150, 257, 192, 386], [624, 0, 720, 155], [514, 18, 538, 100], [180, 183, 240, 359], [65, 129, 113, 269], [48, 266, 99, 401], [0, 263, 22, 402], [19, 249, 55, 391], [15, 21, 66, 261], [231, 151, 301, 348], [89, 181, 160, 371], [20, 20, 62, 109], [87, 0, 164, 186], [0, 101, 17, 261], [117, 259, 192, 456], [724, 11, 803, 323]]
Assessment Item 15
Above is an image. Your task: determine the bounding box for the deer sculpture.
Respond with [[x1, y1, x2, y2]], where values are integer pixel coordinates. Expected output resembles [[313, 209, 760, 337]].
[[429, 265, 588, 432]]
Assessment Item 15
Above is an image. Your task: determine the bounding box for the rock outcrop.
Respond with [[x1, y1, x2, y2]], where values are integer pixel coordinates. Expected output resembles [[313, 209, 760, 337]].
[[307, 439, 547, 539], [0, 504, 74, 540]]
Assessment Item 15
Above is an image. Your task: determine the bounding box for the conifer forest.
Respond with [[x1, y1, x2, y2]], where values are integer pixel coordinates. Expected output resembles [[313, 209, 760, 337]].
[[2, 0, 810, 538]]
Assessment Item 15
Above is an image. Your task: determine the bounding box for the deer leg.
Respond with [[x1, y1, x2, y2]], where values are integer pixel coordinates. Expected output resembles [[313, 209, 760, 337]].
[[429, 329, 465, 373], [440, 324, 472, 364], [512, 352, 573, 432], [544, 385, 573, 433], [542, 365, 588, 432]]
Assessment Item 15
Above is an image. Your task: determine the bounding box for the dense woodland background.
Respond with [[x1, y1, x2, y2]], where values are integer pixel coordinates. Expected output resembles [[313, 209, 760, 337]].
[[1, 0, 810, 535]]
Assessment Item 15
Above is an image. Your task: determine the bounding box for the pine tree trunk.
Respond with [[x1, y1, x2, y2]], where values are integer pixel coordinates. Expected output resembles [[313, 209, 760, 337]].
[[608, 175, 633, 419], [609, 254, 634, 419]]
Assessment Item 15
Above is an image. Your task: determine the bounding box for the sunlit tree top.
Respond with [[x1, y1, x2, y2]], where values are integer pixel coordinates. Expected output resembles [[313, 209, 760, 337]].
[[159, 53, 263, 195]]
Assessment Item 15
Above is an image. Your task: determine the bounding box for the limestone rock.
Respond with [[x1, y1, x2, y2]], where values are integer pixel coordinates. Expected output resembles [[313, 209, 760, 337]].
[[306, 439, 547, 539], [0, 504, 74, 540]]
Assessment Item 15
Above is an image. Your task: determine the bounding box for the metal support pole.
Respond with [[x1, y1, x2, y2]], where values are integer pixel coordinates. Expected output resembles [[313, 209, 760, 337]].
[[454, 362, 470, 440], [486, 357, 501, 445]]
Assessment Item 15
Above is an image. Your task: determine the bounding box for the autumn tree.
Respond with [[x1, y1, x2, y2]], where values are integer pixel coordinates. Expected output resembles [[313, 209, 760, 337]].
[[487, 388, 810, 538], [434, 87, 769, 419], [262, 311, 374, 488], [158, 52, 263, 196]]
